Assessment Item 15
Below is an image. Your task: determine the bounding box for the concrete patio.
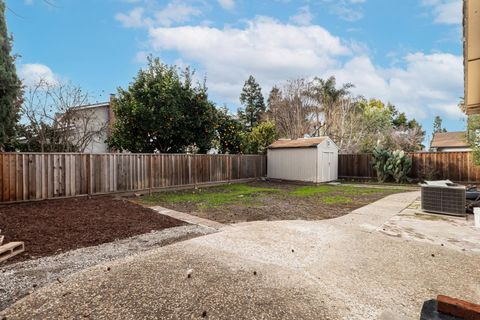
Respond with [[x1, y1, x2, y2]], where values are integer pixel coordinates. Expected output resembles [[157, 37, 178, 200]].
[[2, 191, 480, 320]]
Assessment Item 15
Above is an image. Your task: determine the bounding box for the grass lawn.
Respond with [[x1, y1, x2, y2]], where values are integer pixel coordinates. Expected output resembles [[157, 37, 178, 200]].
[[137, 181, 411, 223]]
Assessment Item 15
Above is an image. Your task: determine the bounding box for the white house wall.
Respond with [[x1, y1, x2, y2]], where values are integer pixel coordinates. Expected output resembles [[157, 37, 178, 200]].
[[267, 148, 318, 182], [72, 106, 110, 153]]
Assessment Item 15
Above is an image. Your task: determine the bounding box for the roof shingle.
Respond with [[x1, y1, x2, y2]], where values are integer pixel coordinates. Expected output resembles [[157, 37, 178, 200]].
[[431, 131, 470, 148], [268, 137, 328, 149]]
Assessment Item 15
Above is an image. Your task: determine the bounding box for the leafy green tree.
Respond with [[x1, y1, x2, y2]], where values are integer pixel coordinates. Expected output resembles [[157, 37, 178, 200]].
[[108, 57, 217, 153], [215, 107, 243, 154], [239, 75, 265, 128], [0, 1, 22, 151], [433, 115, 447, 133], [358, 99, 393, 152], [241, 121, 277, 154]]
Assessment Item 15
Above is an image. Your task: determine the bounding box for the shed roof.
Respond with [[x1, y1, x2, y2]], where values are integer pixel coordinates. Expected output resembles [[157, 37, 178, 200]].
[[268, 137, 329, 149], [430, 131, 470, 148]]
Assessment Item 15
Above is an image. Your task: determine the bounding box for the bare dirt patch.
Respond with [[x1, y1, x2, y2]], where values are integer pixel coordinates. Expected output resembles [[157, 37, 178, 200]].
[[0, 196, 186, 264], [138, 181, 409, 224]]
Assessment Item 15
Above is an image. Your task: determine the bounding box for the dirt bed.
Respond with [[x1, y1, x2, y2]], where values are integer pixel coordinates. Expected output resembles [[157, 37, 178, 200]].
[[0, 196, 186, 264], [138, 181, 409, 224]]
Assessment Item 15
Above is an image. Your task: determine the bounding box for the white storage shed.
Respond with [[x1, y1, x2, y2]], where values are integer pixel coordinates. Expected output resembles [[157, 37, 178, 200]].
[[267, 137, 338, 183]]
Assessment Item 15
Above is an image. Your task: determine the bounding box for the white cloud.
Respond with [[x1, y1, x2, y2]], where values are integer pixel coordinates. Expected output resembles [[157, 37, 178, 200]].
[[289, 6, 313, 26], [141, 16, 463, 121], [115, 7, 145, 28], [422, 0, 462, 25], [147, 16, 350, 100], [18, 63, 58, 86], [115, 1, 202, 29], [154, 1, 202, 27], [329, 52, 464, 119], [218, 0, 235, 10], [321, 0, 365, 21]]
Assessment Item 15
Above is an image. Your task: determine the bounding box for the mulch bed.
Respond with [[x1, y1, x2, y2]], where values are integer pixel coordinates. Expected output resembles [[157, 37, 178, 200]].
[[0, 196, 186, 264]]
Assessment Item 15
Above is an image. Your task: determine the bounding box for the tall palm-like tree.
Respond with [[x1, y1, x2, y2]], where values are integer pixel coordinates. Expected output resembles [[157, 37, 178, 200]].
[[308, 76, 353, 136]]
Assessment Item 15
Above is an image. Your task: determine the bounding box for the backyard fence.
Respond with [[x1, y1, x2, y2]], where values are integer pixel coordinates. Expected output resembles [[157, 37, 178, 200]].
[[339, 151, 480, 183], [0, 153, 266, 203]]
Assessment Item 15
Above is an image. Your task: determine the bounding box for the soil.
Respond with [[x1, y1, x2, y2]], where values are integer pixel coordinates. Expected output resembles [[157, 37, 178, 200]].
[[0, 196, 186, 265], [151, 181, 406, 224]]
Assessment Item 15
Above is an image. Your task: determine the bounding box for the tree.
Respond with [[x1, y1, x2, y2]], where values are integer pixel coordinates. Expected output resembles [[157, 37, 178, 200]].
[[108, 57, 217, 153], [0, 1, 22, 151], [19, 80, 108, 152], [241, 121, 277, 154], [433, 115, 447, 133], [326, 96, 365, 153], [265, 86, 281, 123], [215, 107, 243, 154], [239, 75, 265, 128], [309, 76, 353, 136], [266, 79, 313, 139]]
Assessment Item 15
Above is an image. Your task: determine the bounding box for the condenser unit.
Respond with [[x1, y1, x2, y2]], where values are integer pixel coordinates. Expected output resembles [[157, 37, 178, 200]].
[[421, 181, 466, 216]]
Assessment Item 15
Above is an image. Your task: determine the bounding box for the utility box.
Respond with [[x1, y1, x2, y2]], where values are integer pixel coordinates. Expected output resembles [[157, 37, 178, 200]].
[[267, 137, 338, 183], [421, 181, 466, 216]]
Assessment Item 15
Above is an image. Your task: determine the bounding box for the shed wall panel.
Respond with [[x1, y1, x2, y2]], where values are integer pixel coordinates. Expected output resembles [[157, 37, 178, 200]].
[[267, 148, 317, 182]]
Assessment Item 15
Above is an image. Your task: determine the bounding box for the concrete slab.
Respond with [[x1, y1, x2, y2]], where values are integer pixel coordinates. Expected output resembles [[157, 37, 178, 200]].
[[2, 191, 479, 320], [381, 199, 480, 253], [151, 206, 226, 229]]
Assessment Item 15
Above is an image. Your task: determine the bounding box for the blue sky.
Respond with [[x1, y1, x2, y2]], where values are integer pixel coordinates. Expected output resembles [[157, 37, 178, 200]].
[[8, 0, 466, 142]]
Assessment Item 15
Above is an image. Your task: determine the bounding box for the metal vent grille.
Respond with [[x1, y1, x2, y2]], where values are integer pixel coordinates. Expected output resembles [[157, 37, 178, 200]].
[[421, 186, 466, 216]]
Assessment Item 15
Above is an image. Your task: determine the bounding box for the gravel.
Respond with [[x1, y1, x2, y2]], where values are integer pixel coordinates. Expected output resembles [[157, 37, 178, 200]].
[[0, 224, 215, 311]]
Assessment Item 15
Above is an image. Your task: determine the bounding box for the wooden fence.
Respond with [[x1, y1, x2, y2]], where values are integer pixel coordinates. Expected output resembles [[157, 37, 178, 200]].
[[0, 153, 266, 203], [339, 152, 480, 183]]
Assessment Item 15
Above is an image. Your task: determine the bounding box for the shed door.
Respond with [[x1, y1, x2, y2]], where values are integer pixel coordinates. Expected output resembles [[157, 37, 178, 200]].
[[322, 152, 334, 182]]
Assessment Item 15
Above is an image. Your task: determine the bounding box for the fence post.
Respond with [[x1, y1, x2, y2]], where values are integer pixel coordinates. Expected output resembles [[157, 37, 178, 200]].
[[86, 154, 92, 196], [149, 155, 153, 195]]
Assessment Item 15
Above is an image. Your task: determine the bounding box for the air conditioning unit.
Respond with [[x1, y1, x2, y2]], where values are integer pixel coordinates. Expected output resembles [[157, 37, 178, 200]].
[[421, 181, 466, 216]]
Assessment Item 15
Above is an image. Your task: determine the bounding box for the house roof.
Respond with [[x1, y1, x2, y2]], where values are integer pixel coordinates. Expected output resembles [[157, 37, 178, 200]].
[[71, 102, 109, 111], [431, 131, 470, 148], [268, 137, 329, 149]]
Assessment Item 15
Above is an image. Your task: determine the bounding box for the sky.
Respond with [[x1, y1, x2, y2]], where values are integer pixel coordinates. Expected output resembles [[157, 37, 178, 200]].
[[7, 0, 466, 143]]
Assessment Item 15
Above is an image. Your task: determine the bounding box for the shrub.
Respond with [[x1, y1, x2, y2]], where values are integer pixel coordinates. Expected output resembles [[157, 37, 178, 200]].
[[385, 150, 412, 183], [372, 147, 391, 183], [372, 148, 412, 183]]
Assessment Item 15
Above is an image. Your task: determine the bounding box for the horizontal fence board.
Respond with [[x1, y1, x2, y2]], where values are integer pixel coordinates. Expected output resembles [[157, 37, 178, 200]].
[[0, 153, 266, 203], [339, 152, 480, 183]]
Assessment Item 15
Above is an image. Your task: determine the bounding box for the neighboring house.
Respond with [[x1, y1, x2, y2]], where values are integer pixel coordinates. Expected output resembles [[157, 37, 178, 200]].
[[430, 132, 471, 152], [464, 0, 479, 114], [63, 95, 115, 153]]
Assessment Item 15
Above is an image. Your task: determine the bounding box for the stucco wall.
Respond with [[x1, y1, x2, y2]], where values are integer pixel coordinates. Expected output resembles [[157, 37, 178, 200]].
[[465, 0, 480, 113], [71, 105, 110, 153]]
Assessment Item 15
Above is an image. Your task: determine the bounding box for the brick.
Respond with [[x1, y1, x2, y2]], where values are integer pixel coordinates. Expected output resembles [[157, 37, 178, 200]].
[[437, 295, 480, 320]]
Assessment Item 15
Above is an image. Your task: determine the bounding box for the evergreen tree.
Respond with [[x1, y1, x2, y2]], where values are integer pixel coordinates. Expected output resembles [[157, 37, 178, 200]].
[[215, 107, 243, 154], [108, 57, 217, 153], [433, 115, 447, 133], [266, 86, 281, 122], [238, 75, 265, 129], [0, 1, 22, 151]]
